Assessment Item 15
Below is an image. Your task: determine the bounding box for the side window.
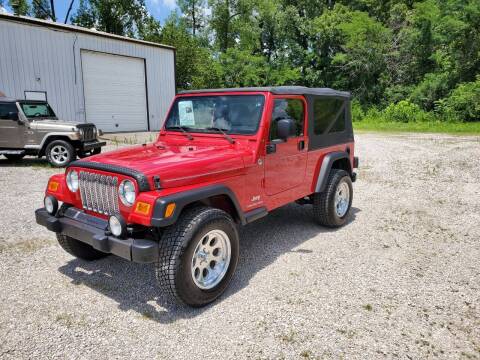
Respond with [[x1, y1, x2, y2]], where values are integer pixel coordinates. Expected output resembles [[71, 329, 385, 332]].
[[270, 98, 304, 140], [313, 98, 346, 135], [0, 103, 18, 120]]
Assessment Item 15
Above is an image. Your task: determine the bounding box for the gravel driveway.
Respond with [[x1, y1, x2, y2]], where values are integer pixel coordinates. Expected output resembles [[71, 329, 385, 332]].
[[0, 133, 479, 359]]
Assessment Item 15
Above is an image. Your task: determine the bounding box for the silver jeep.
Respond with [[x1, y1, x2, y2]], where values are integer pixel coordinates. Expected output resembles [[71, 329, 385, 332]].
[[0, 97, 105, 167]]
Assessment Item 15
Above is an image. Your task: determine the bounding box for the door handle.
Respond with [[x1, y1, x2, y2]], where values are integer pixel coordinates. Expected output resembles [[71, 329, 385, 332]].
[[266, 143, 276, 154], [298, 140, 305, 151]]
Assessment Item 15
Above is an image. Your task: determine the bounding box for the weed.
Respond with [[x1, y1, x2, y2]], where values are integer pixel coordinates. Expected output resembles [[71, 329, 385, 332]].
[[363, 304, 373, 311], [280, 330, 297, 344], [300, 350, 313, 358]]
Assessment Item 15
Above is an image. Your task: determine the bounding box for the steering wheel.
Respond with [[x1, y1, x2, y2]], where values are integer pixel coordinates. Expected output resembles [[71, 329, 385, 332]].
[[34, 112, 42, 117]]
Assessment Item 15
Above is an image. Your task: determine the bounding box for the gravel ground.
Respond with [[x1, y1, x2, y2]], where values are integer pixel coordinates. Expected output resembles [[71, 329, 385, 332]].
[[0, 132, 479, 359]]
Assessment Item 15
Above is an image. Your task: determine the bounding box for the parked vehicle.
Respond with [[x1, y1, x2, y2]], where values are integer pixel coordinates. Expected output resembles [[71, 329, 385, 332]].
[[36, 87, 358, 307], [0, 97, 105, 167]]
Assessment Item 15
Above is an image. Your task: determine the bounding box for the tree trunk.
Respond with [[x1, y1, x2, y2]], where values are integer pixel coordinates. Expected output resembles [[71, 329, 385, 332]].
[[192, 0, 196, 36], [50, 0, 56, 21]]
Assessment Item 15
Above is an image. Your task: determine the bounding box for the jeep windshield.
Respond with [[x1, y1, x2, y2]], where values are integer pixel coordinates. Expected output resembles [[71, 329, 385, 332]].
[[164, 95, 265, 135], [20, 102, 57, 119]]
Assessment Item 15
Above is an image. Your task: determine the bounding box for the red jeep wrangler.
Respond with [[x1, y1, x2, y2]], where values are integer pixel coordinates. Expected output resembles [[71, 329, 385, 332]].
[[36, 87, 358, 307]]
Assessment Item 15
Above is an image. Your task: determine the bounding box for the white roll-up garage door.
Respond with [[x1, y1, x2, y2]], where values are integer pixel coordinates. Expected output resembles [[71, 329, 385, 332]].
[[81, 51, 148, 132]]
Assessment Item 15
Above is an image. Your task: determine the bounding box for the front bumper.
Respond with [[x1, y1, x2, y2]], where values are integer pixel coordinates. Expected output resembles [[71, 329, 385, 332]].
[[35, 207, 158, 263], [81, 140, 106, 151]]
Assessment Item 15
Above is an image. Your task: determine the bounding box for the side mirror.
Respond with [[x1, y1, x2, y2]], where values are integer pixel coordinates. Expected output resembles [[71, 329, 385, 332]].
[[276, 118, 296, 140]]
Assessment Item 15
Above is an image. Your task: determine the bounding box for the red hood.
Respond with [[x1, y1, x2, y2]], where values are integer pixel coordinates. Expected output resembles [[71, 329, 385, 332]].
[[82, 139, 250, 189]]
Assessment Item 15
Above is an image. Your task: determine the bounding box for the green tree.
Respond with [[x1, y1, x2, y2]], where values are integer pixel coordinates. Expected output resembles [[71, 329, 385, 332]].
[[219, 48, 299, 87], [8, 0, 29, 15], [31, 0, 52, 19], [71, 0, 149, 37], [71, 0, 95, 28], [157, 14, 221, 89], [178, 0, 205, 36], [209, 0, 253, 52]]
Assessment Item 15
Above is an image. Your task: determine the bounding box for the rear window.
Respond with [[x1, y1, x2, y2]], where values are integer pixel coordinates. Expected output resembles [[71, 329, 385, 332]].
[[313, 98, 346, 135]]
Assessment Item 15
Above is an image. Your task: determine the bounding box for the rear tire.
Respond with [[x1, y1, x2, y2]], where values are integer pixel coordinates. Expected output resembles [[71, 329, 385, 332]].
[[46, 140, 76, 167], [155, 206, 239, 307], [56, 234, 108, 260], [4, 154, 25, 161], [312, 169, 353, 228]]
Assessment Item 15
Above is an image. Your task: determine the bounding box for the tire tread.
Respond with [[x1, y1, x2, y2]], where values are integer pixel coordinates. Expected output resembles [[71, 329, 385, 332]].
[[312, 169, 352, 228], [57, 233, 107, 260], [155, 206, 236, 305]]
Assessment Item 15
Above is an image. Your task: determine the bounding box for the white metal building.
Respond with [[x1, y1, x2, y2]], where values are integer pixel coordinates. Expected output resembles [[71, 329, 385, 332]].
[[0, 14, 176, 132]]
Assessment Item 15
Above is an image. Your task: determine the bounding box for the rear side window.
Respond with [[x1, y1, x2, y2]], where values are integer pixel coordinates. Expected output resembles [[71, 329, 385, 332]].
[[313, 98, 346, 135], [270, 98, 305, 139], [0, 103, 18, 120]]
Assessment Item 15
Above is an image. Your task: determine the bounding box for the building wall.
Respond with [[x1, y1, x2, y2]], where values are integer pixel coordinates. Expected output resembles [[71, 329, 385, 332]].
[[0, 18, 176, 131]]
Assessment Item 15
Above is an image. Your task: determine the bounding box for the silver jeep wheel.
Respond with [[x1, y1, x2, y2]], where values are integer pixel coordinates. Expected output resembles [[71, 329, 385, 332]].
[[334, 181, 350, 217], [50, 144, 69, 165], [191, 229, 231, 290]]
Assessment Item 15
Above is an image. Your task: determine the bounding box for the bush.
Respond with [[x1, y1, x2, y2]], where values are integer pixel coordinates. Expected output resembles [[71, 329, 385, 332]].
[[383, 100, 434, 122], [436, 77, 480, 122], [351, 100, 365, 122], [409, 72, 451, 111]]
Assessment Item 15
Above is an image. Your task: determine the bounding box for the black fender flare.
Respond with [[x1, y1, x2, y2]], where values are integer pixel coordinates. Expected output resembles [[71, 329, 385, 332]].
[[151, 184, 255, 227], [314, 151, 351, 193]]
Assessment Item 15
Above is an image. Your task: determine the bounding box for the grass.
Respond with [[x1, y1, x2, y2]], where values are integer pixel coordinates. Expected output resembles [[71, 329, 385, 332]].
[[354, 120, 480, 135]]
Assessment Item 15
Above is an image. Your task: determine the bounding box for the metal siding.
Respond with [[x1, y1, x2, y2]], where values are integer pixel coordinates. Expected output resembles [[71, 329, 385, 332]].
[[0, 19, 175, 130]]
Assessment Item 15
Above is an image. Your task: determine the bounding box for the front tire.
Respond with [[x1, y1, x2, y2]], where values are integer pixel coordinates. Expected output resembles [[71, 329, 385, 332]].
[[312, 169, 353, 227], [56, 234, 108, 260], [155, 206, 239, 307], [46, 140, 76, 167]]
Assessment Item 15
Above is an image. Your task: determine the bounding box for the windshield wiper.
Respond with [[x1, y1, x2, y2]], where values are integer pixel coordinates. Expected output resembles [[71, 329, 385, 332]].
[[166, 125, 193, 140], [206, 127, 235, 144]]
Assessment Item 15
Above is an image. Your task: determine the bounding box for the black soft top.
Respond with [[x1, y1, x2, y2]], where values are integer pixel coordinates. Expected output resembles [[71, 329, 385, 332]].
[[0, 97, 48, 104], [0, 96, 17, 103], [179, 86, 350, 98]]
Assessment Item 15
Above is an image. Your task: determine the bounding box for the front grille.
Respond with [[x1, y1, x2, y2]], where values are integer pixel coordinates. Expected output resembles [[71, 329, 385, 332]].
[[82, 127, 95, 141], [79, 171, 119, 215]]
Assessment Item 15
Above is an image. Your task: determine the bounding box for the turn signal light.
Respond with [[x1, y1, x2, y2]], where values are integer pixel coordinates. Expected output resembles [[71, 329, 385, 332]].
[[164, 203, 176, 218], [48, 181, 59, 192], [134, 201, 151, 215]]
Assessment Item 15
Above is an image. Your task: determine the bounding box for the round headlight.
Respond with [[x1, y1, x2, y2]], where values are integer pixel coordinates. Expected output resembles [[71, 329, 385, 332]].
[[44, 195, 58, 215], [66, 170, 79, 192], [118, 180, 136, 206], [109, 215, 126, 238]]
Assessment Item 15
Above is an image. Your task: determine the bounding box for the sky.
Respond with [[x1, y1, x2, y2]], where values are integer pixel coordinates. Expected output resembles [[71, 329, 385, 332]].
[[1, 0, 178, 24]]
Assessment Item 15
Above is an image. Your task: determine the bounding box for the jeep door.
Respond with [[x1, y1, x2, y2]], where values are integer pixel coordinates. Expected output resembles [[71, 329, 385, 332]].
[[0, 102, 25, 148], [264, 96, 308, 195]]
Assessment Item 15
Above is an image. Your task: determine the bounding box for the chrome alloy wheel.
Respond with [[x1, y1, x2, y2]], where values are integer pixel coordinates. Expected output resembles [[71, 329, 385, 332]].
[[191, 229, 231, 290], [334, 181, 350, 217], [50, 145, 69, 165]]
